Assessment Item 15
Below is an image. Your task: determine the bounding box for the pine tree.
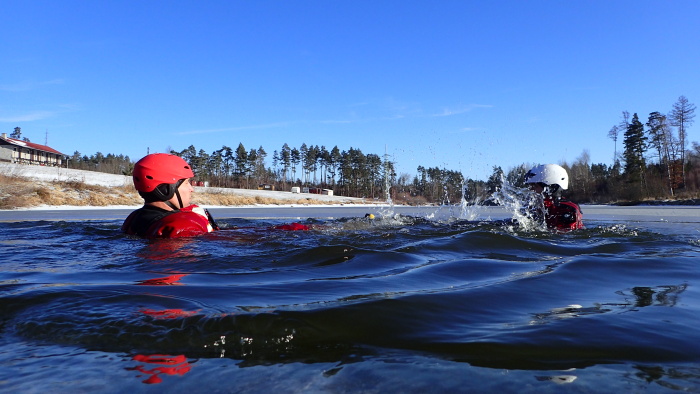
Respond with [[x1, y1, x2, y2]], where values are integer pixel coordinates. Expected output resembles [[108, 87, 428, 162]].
[[234, 143, 248, 187], [486, 166, 504, 194], [255, 146, 267, 182], [328, 146, 341, 187], [290, 147, 300, 185], [623, 113, 647, 188], [280, 144, 291, 186]]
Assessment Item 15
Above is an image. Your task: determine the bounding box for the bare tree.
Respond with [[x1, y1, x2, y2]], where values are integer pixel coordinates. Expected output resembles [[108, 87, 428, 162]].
[[570, 150, 592, 200], [608, 125, 619, 164], [669, 96, 696, 186], [609, 111, 630, 166], [647, 112, 678, 195], [619, 111, 630, 131]]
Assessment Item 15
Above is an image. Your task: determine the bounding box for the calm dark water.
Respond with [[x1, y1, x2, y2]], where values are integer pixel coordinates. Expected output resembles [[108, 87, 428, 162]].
[[1, 205, 700, 393]]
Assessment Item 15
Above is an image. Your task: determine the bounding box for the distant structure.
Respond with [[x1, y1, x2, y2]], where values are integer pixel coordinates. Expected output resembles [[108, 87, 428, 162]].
[[0, 132, 66, 166]]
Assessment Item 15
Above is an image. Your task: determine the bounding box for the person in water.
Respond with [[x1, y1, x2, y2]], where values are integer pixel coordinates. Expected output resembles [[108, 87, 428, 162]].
[[122, 153, 308, 238], [122, 153, 218, 238], [524, 164, 583, 230]]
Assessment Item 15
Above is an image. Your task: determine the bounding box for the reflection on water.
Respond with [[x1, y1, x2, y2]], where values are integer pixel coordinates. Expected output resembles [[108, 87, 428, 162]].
[[128, 354, 193, 384], [626, 284, 687, 308], [1, 208, 700, 392]]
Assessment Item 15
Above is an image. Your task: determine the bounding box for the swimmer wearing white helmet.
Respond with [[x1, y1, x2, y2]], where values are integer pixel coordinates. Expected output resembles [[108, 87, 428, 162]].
[[524, 164, 583, 230]]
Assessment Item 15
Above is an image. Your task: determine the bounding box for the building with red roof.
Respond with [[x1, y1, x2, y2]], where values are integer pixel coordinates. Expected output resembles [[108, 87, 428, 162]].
[[0, 132, 66, 166]]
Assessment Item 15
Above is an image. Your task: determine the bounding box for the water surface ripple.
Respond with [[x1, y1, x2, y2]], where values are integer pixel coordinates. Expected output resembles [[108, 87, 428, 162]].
[[2, 207, 700, 392]]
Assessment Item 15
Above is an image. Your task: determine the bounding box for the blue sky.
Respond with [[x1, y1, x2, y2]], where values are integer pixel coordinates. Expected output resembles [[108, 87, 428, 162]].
[[2, 1, 699, 181]]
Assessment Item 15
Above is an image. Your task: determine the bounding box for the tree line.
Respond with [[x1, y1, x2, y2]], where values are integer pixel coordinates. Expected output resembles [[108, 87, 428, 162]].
[[485, 96, 698, 204], [613, 95, 696, 199], [58, 95, 698, 204], [172, 143, 399, 200], [66, 151, 134, 175]]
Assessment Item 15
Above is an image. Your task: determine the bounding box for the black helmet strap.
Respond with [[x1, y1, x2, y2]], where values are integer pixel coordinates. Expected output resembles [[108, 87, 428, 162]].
[[152, 179, 186, 210], [172, 179, 186, 210], [174, 186, 184, 209]]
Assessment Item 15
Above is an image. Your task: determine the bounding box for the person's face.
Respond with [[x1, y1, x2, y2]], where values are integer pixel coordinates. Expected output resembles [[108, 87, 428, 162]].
[[171, 178, 194, 208], [528, 183, 545, 194]]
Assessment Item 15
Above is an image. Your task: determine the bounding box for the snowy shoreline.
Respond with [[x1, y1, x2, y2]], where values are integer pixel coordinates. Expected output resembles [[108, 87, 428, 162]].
[[2, 204, 700, 226], [3, 202, 391, 212], [1, 162, 368, 208], [4, 163, 700, 211]]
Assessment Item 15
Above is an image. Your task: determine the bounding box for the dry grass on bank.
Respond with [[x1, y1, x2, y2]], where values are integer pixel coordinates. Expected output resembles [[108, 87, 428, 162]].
[[0, 174, 142, 209], [0, 174, 359, 209]]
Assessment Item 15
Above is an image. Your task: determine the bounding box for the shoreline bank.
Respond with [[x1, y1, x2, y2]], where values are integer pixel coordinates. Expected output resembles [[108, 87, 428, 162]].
[[0, 163, 369, 210]]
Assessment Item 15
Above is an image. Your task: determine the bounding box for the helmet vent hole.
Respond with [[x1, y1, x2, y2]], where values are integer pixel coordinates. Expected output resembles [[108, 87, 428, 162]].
[[146, 175, 154, 180]]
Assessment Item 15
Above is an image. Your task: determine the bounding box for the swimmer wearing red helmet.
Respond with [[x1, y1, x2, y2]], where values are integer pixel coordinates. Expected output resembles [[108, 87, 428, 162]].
[[122, 153, 217, 238], [122, 153, 309, 238]]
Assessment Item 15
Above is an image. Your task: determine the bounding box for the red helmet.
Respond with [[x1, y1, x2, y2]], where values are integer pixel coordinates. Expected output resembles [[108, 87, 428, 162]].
[[133, 153, 194, 193]]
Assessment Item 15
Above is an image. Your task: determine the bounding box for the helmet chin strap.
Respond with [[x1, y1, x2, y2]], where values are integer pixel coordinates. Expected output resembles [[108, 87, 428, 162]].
[[163, 180, 186, 211], [175, 189, 184, 209]]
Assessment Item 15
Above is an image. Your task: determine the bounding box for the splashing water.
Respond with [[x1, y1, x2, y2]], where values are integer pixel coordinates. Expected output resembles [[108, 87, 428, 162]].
[[361, 170, 558, 231], [377, 176, 548, 229], [490, 175, 547, 232], [458, 182, 481, 221]]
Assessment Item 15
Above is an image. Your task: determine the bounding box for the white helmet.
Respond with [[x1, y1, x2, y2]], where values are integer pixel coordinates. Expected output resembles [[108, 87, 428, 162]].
[[524, 164, 569, 190]]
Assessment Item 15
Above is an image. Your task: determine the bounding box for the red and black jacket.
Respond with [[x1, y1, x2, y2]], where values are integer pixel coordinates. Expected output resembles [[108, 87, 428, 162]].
[[122, 205, 310, 239], [122, 205, 211, 239], [543, 199, 584, 230]]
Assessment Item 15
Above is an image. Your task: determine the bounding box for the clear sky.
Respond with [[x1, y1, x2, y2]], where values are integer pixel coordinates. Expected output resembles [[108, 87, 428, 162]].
[[2, 1, 699, 181]]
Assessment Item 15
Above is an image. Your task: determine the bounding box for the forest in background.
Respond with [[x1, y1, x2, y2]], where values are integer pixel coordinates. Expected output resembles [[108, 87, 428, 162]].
[[32, 96, 697, 205]]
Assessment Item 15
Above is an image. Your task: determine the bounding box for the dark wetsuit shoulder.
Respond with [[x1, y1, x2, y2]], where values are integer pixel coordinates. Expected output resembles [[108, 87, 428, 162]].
[[122, 205, 174, 237]]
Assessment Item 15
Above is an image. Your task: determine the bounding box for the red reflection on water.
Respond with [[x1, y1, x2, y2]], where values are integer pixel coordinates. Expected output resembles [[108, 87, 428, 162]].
[[137, 238, 196, 261], [272, 222, 310, 231], [136, 273, 188, 286], [140, 308, 198, 319], [205, 222, 311, 243], [128, 354, 192, 384]]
